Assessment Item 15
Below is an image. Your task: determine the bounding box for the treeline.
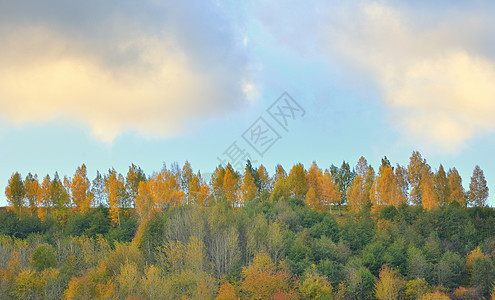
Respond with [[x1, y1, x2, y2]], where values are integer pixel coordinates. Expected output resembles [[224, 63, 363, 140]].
[[0, 151, 493, 299]]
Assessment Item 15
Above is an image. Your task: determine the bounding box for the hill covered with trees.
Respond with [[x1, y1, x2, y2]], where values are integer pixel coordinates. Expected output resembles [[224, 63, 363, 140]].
[[0, 151, 493, 299]]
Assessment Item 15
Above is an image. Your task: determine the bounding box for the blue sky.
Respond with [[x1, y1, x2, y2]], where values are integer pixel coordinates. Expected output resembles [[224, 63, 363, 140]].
[[1, 0, 494, 206]]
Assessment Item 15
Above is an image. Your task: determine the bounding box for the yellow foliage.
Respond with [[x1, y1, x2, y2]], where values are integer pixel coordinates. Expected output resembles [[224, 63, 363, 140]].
[[465, 246, 485, 272], [420, 291, 450, 300]]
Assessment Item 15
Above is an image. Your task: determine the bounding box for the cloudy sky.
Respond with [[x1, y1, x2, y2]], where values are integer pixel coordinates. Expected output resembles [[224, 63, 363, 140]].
[[1, 0, 494, 205]]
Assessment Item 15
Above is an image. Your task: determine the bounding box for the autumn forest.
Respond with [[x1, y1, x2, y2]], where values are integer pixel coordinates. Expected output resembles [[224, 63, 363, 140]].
[[1, 151, 493, 299]]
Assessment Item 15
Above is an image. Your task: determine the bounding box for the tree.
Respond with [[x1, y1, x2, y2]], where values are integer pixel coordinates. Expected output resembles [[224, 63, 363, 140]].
[[31, 243, 57, 271], [395, 165, 409, 201], [304, 187, 320, 211], [125, 163, 146, 207], [258, 165, 272, 193], [37, 174, 51, 220], [421, 168, 438, 210], [136, 181, 155, 221], [92, 171, 106, 207], [216, 282, 237, 300], [240, 166, 258, 204], [375, 265, 402, 300], [24, 173, 40, 217], [288, 163, 308, 199], [448, 168, 465, 206], [468, 165, 489, 207], [181, 161, 194, 203], [321, 170, 340, 212], [408, 151, 427, 205], [241, 251, 297, 299], [223, 165, 240, 207], [106, 169, 125, 226], [348, 157, 375, 212], [471, 256, 495, 296], [299, 266, 333, 299], [211, 165, 226, 200], [370, 166, 405, 212], [269, 177, 291, 203], [330, 161, 356, 215], [188, 172, 201, 205], [273, 164, 287, 185], [434, 165, 450, 206], [5, 172, 25, 219], [71, 164, 92, 213], [140, 264, 165, 300], [306, 161, 323, 201], [50, 172, 70, 223]]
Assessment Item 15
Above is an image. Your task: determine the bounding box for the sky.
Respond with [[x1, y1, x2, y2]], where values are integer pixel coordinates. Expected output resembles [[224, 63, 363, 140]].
[[1, 0, 494, 206]]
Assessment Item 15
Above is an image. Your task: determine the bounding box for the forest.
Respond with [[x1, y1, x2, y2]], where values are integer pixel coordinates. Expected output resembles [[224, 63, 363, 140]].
[[0, 151, 493, 299]]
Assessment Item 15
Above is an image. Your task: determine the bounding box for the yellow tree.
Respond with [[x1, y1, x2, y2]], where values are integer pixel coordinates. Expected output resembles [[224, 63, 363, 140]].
[[468, 165, 489, 207], [421, 168, 438, 210], [240, 166, 258, 204], [347, 157, 375, 212], [347, 176, 366, 212], [223, 165, 240, 207], [321, 170, 340, 212], [181, 161, 194, 204], [37, 175, 51, 220], [211, 165, 226, 200], [188, 171, 201, 205], [375, 265, 401, 300], [288, 163, 307, 199], [448, 168, 465, 206], [434, 165, 450, 206], [105, 169, 125, 226], [407, 151, 427, 206], [24, 173, 40, 217], [370, 166, 405, 213], [305, 187, 321, 211], [5, 172, 25, 219], [273, 164, 287, 185], [71, 164, 91, 214], [197, 183, 210, 206], [306, 162, 323, 200], [136, 181, 154, 221]]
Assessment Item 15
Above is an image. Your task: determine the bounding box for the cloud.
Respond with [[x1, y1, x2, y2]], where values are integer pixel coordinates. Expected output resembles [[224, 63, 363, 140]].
[[252, 1, 495, 152], [0, 1, 254, 142]]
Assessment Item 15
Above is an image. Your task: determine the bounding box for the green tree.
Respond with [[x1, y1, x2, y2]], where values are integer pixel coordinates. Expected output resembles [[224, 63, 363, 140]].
[[31, 243, 57, 271], [471, 256, 495, 296], [468, 165, 489, 207], [330, 161, 355, 215]]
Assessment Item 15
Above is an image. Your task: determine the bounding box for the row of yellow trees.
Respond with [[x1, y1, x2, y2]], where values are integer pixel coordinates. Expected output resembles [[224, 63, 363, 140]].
[[5, 151, 490, 224]]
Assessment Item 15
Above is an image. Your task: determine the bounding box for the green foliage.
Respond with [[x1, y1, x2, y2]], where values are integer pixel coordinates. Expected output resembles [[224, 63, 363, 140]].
[[0, 210, 42, 239], [471, 256, 495, 296], [31, 243, 57, 271]]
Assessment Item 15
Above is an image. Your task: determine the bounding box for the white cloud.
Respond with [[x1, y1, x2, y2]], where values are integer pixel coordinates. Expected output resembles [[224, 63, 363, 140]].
[[253, 0, 495, 152], [0, 1, 253, 142]]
